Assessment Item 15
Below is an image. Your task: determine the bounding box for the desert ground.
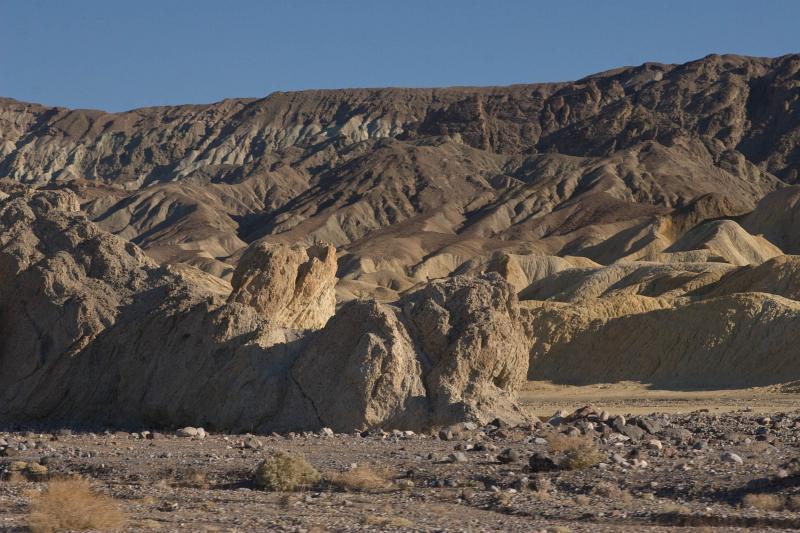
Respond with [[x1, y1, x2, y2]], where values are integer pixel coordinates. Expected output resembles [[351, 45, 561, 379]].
[[3, 387, 800, 532]]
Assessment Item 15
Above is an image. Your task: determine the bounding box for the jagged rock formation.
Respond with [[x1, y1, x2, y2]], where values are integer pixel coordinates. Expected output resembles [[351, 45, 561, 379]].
[[0, 190, 528, 431], [228, 241, 337, 330], [291, 273, 530, 431]]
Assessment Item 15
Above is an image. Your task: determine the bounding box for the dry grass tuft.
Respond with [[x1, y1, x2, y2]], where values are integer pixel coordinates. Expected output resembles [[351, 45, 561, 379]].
[[574, 494, 590, 505], [788, 495, 800, 511], [559, 442, 606, 470], [174, 468, 208, 489], [742, 493, 784, 511], [3, 471, 26, 484], [327, 467, 394, 492], [254, 452, 320, 491], [546, 432, 589, 453], [27, 477, 126, 533], [362, 514, 414, 528], [661, 502, 690, 515]]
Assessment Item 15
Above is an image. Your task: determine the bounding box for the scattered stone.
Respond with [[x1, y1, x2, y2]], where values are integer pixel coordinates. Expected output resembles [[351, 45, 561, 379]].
[[619, 424, 646, 441], [497, 448, 520, 464], [721, 451, 743, 465], [636, 417, 663, 434], [176, 427, 198, 438], [158, 501, 179, 512], [244, 437, 263, 449], [529, 452, 558, 472]]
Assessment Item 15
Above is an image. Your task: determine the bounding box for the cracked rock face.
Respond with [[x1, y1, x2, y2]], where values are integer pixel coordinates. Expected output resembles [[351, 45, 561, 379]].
[[291, 273, 531, 432], [0, 190, 529, 432], [228, 241, 337, 330]]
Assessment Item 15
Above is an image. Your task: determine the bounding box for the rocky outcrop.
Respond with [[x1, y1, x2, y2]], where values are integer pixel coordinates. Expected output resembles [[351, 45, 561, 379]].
[[228, 241, 337, 330], [523, 292, 800, 389], [291, 274, 531, 431], [0, 190, 529, 432]]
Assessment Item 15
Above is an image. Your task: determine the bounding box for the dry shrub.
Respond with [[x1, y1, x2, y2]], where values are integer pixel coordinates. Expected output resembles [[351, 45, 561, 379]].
[[662, 502, 690, 515], [559, 442, 606, 470], [742, 493, 784, 511], [574, 494, 590, 505], [174, 468, 208, 489], [546, 432, 588, 453], [3, 471, 26, 484], [746, 441, 772, 455], [28, 477, 126, 533], [788, 495, 800, 511], [592, 481, 620, 498], [328, 467, 394, 492], [254, 452, 320, 491], [619, 490, 634, 507]]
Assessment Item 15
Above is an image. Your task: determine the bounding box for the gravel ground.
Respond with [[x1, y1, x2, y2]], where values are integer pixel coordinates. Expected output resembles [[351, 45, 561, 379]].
[[2, 407, 800, 532]]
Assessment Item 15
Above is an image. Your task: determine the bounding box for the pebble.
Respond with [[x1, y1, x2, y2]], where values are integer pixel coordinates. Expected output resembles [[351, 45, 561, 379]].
[[611, 453, 627, 465], [721, 451, 743, 465], [176, 427, 198, 438], [496, 448, 519, 464], [319, 427, 335, 437], [529, 452, 558, 472], [447, 452, 468, 463], [648, 439, 663, 450]]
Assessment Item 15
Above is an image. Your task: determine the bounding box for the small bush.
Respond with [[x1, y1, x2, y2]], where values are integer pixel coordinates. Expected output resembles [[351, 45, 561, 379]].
[[328, 467, 394, 492], [254, 452, 320, 491], [28, 478, 126, 533], [546, 432, 587, 453], [559, 443, 605, 470], [742, 493, 784, 511]]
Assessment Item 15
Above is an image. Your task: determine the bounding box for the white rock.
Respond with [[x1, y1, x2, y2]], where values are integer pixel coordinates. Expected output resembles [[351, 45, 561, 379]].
[[648, 439, 663, 450], [721, 451, 743, 465], [176, 427, 198, 438]]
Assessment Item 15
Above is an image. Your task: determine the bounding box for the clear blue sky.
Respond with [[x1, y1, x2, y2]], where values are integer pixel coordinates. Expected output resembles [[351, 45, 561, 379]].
[[2, 1, 798, 112]]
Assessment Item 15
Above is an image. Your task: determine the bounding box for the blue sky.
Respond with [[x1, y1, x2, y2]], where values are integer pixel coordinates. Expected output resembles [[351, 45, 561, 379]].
[[2, 1, 798, 111]]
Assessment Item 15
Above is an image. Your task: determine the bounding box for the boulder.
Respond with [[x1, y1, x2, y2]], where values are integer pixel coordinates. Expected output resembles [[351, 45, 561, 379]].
[[228, 241, 337, 330]]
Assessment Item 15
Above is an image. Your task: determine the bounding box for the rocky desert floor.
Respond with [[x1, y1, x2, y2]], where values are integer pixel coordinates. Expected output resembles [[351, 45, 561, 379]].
[[3, 388, 800, 532]]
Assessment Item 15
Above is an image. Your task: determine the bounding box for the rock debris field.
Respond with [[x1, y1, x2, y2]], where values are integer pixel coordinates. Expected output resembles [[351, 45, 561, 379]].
[[3, 406, 800, 532]]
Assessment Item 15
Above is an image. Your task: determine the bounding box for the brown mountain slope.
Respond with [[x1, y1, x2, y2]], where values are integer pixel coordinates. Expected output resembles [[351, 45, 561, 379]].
[[1, 53, 799, 300]]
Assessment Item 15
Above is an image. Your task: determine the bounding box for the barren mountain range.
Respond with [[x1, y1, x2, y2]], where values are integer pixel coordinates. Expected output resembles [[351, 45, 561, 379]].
[[2, 53, 800, 431]]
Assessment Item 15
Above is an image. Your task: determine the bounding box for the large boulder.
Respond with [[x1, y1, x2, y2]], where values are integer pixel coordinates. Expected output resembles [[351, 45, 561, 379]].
[[291, 273, 532, 431], [228, 241, 337, 330]]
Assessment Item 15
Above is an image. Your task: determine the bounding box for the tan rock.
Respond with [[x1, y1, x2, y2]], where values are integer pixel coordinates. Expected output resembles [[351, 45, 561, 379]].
[[228, 241, 337, 330]]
